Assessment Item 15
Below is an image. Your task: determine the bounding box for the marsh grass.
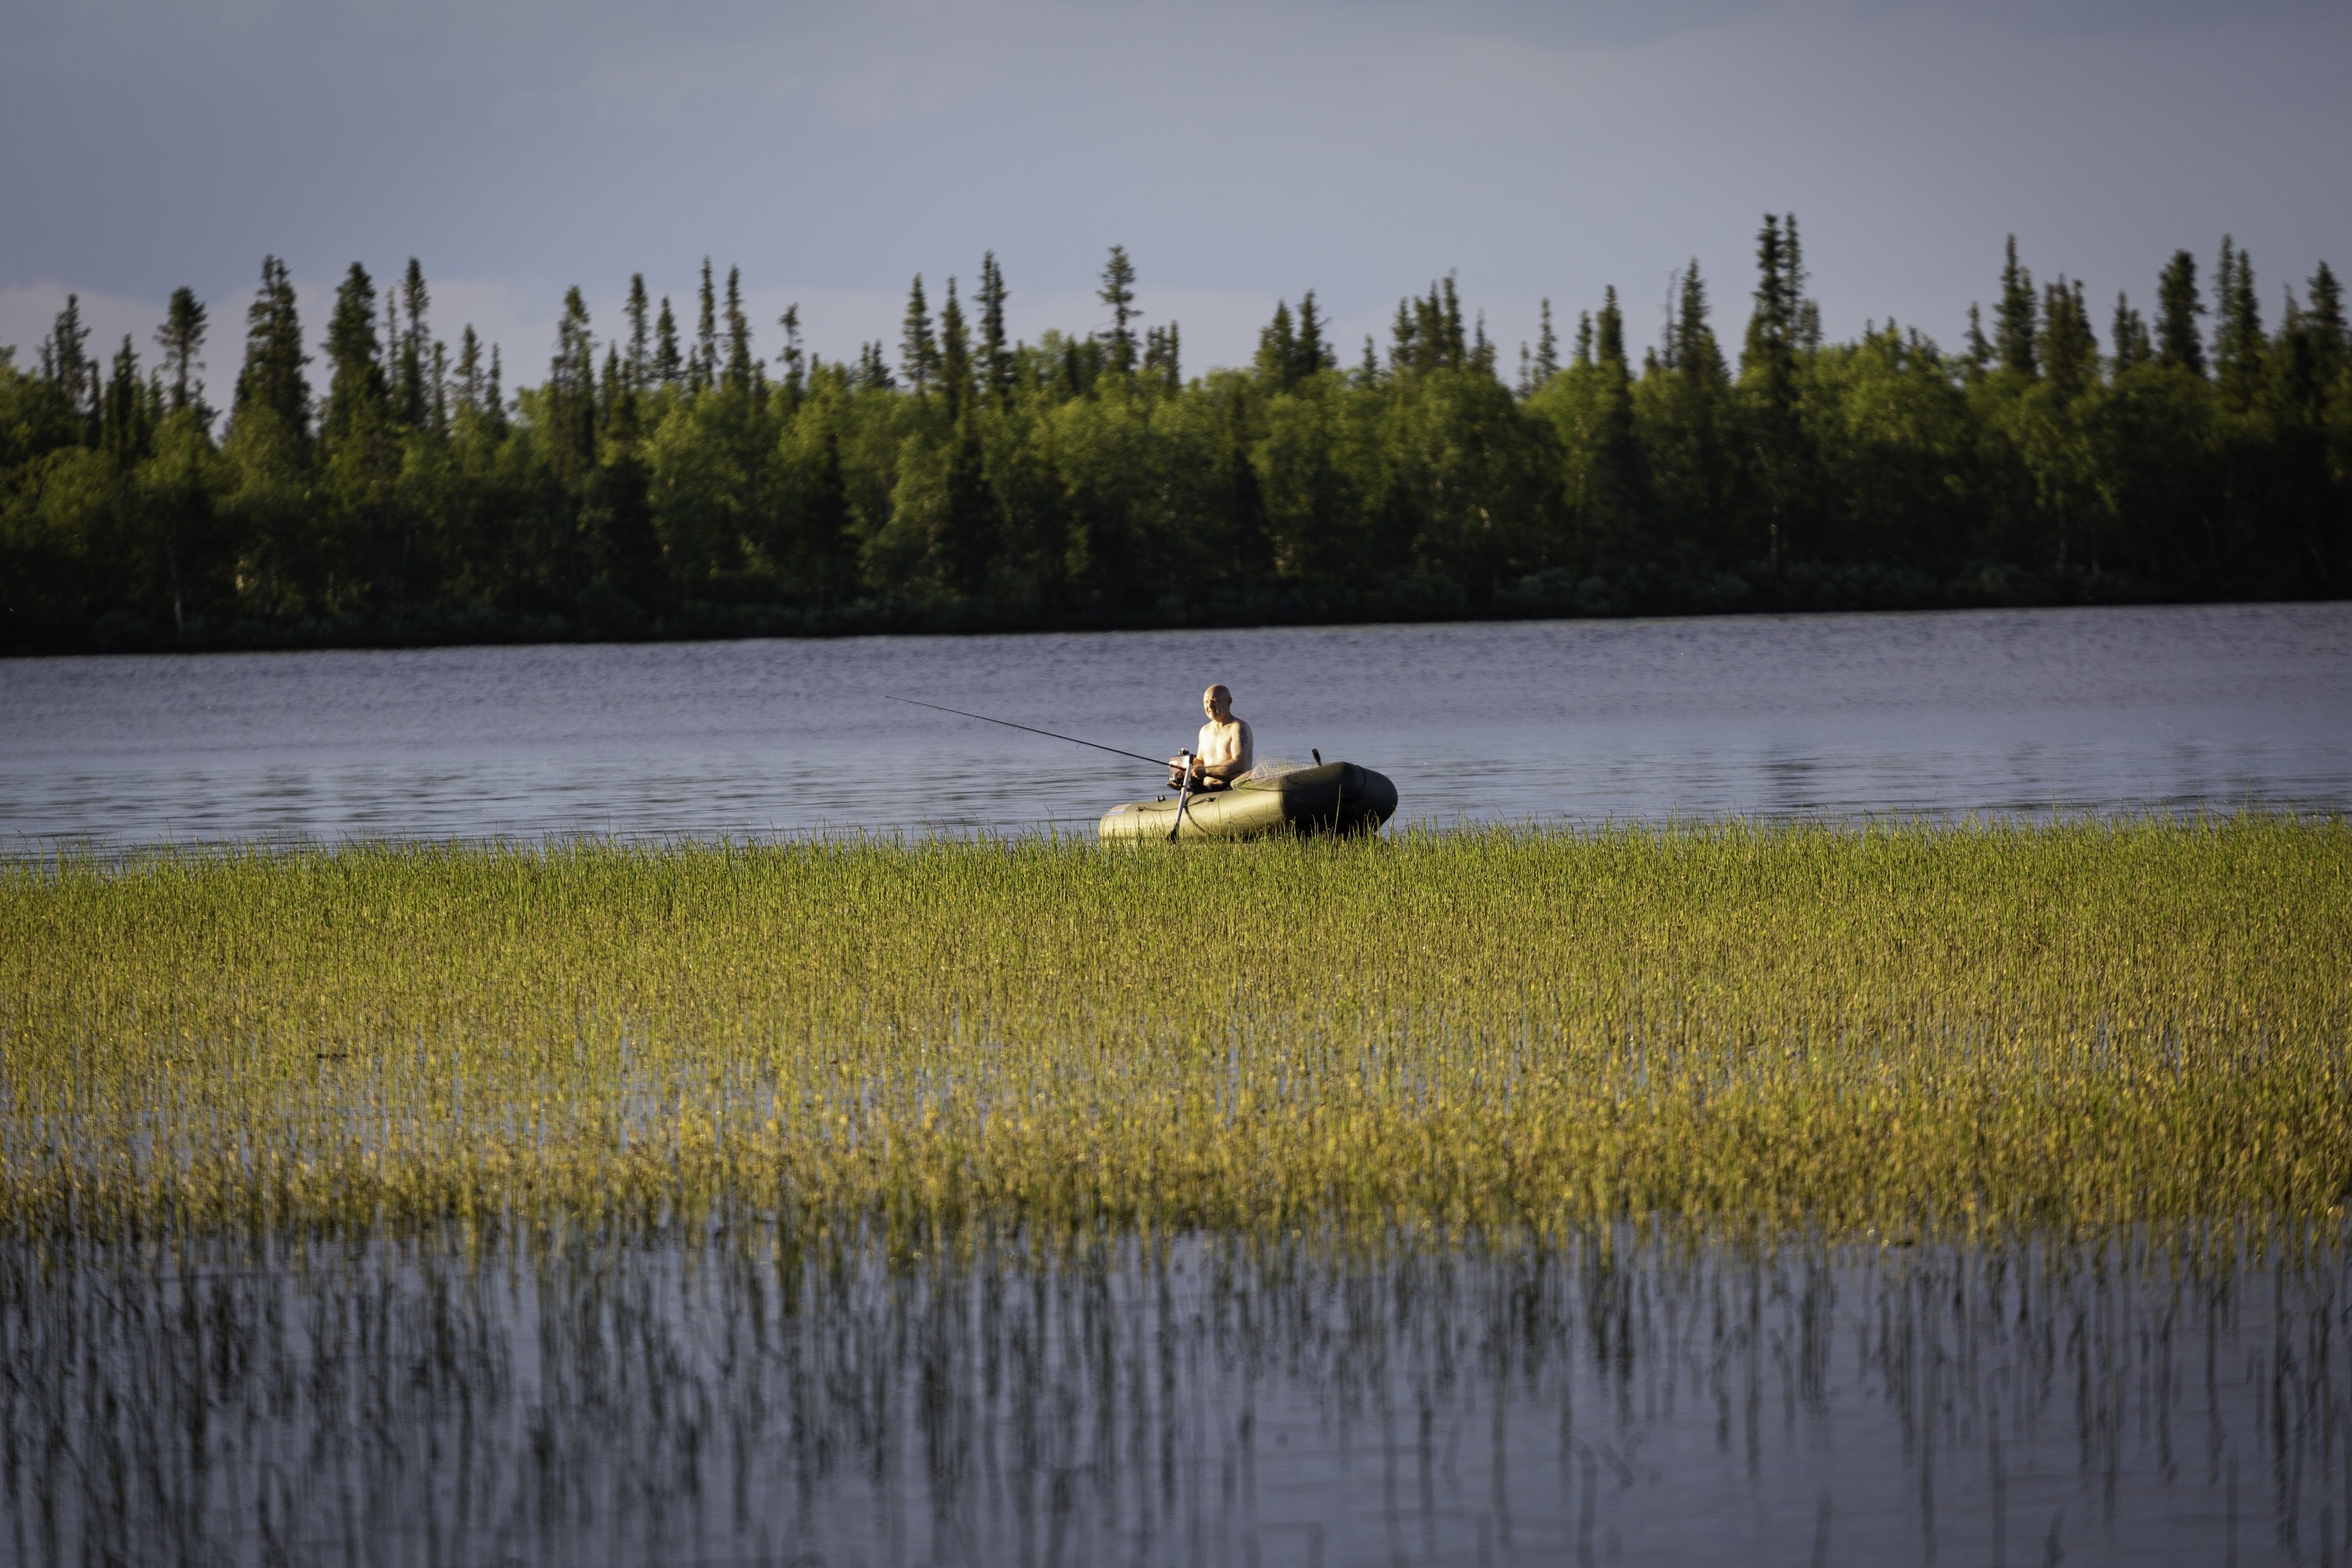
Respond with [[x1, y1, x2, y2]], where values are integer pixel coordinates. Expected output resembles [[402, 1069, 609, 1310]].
[[3, 819, 2348, 1244]]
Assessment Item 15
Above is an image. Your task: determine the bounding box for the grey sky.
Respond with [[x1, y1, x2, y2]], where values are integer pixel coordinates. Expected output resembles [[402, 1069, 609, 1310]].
[[5, 0, 2347, 395]]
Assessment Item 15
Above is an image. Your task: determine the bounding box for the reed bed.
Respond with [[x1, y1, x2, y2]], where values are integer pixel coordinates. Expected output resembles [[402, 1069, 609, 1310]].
[[3, 819, 2347, 1243]]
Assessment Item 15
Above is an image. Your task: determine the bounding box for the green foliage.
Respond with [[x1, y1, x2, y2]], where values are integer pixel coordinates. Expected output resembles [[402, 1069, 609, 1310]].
[[4, 819, 2346, 1242], [3, 227, 2348, 653]]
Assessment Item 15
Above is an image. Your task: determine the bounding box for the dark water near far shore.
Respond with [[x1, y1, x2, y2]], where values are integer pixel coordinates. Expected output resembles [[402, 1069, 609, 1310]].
[[4, 601, 2349, 845]]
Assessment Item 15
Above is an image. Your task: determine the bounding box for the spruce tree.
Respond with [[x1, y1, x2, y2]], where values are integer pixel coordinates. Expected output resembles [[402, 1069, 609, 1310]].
[[1256, 300, 1297, 389], [2305, 261, 2347, 387], [2110, 292, 2151, 372], [1784, 216, 1821, 353], [101, 335, 153, 461], [1741, 216, 1796, 382], [1389, 298, 1418, 373], [692, 259, 719, 394], [625, 275, 652, 390], [2037, 276, 2097, 397], [1963, 303, 1992, 379], [1670, 264, 1724, 384], [900, 275, 938, 397], [939, 277, 972, 419], [1596, 286, 1627, 367], [1441, 274, 1466, 367], [977, 252, 1012, 403], [775, 305, 806, 403], [723, 266, 758, 394], [1995, 236, 2038, 376], [548, 286, 596, 479], [1294, 291, 1331, 378], [2307, 260, 2346, 348], [1574, 312, 1594, 367], [322, 262, 388, 443], [1534, 298, 1560, 385], [395, 259, 430, 427], [1099, 245, 1139, 373], [154, 287, 209, 420], [1585, 286, 1648, 570], [654, 298, 683, 387], [40, 294, 93, 431], [2155, 250, 2205, 374], [456, 326, 483, 414], [1741, 215, 1807, 573], [2211, 237, 2265, 409], [1142, 323, 1181, 392]]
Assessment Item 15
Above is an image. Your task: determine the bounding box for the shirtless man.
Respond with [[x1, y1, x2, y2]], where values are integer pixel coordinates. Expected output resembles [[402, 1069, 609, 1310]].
[[1171, 684, 1254, 792]]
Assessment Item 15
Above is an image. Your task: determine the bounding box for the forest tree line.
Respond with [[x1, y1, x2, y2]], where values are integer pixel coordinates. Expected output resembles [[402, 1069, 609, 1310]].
[[3, 218, 2346, 655]]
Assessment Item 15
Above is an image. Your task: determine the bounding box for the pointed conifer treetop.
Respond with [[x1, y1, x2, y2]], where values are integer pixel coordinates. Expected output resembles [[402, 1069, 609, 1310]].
[[654, 298, 682, 387], [692, 259, 719, 393], [775, 304, 806, 401], [722, 266, 759, 395], [939, 276, 972, 418], [1672, 263, 1724, 384], [2307, 260, 2346, 345], [1741, 214, 1804, 385], [1294, 291, 1331, 379], [1099, 245, 1139, 373], [976, 252, 1012, 403], [1256, 300, 1297, 389], [322, 262, 388, 442], [1143, 322, 1181, 391], [156, 287, 209, 419], [1596, 286, 1629, 368], [40, 292, 90, 399], [2111, 292, 2151, 374], [101, 333, 153, 460], [2156, 250, 2205, 374], [2212, 236, 2266, 408], [900, 275, 939, 396], [1995, 236, 2038, 376], [1533, 299, 1561, 386], [625, 276, 652, 391], [2037, 276, 2097, 396], [455, 324, 483, 413]]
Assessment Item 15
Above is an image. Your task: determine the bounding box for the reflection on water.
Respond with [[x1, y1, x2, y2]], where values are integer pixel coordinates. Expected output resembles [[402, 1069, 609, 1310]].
[[6, 1227, 2344, 1566], [4, 602, 2349, 845]]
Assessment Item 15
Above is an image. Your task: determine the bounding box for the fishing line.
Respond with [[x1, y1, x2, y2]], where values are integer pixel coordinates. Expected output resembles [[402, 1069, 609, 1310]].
[[884, 696, 1169, 769]]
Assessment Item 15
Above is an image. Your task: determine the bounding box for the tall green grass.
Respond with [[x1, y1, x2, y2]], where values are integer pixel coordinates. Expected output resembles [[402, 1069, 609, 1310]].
[[4, 819, 2346, 1242]]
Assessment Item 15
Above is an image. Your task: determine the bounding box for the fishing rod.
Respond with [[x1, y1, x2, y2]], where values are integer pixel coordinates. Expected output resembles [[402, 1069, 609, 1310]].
[[885, 696, 1169, 770]]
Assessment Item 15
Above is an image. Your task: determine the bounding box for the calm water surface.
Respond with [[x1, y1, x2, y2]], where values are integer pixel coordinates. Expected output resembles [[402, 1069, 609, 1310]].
[[6, 1229, 2342, 1568], [4, 602, 2348, 844]]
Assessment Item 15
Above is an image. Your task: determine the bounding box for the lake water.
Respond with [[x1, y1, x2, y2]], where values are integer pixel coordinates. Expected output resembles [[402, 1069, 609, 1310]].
[[4, 602, 2349, 845], [8, 604, 2351, 1567], [7, 1228, 2343, 1568]]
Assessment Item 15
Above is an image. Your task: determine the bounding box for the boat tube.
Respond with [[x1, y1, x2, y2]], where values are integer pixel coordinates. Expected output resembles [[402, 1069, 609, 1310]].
[[1096, 761, 1398, 842]]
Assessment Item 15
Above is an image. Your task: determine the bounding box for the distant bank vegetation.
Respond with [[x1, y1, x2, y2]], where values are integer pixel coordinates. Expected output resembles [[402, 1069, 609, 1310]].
[[3, 220, 2347, 655], [4, 819, 2346, 1242]]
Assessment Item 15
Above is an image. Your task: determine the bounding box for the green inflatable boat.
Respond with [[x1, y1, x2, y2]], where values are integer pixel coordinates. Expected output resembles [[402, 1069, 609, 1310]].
[[1097, 761, 1399, 842]]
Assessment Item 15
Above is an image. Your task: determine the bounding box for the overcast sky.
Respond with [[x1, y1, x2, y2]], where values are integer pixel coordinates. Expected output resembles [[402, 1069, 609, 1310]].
[[5, 0, 2348, 396]]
